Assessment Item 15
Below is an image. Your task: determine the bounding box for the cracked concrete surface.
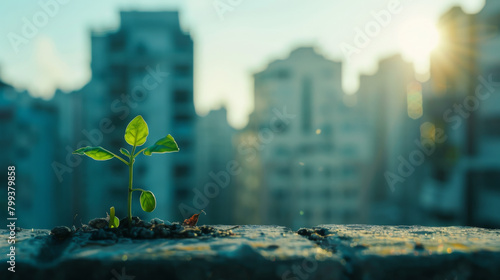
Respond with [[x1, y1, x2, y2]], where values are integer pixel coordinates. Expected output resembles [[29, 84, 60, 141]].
[[1, 225, 500, 280]]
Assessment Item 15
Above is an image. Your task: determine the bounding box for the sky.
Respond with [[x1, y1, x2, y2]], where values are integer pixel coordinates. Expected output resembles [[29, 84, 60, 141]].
[[0, 0, 486, 128]]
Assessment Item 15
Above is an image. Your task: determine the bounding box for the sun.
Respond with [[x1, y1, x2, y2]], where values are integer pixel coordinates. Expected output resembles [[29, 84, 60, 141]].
[[397, 18, 440, 73]]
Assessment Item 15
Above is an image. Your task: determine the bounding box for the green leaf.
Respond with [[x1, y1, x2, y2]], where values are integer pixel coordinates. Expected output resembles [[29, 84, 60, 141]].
[[109, 207, 119, 228], [120, 148, 130, 158], [72, 146, 115, 161], [125, 115, 149, 147], [143, 135, 179, 156], [140, 191, 156, 212], [73, 147, 88, 155]]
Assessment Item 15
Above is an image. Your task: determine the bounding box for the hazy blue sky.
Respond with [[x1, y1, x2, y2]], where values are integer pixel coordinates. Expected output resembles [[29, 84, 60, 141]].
[[0, 0, 485, 127]]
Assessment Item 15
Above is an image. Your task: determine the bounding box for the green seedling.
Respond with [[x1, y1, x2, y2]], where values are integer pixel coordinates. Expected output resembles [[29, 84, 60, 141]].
[[73, 115, 179, 225], [108, 207, 119, 228]]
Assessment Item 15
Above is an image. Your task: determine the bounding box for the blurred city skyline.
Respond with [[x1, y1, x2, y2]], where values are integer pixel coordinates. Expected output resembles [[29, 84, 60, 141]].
[[0, 0, 486, 128], [1, 0, 499, 229]]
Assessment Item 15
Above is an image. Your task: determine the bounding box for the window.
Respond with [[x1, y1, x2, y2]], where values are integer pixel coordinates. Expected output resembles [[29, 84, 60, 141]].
[[272, 119, 288, 133], [0, 108, 14, 120], [275, 147, 290, 157], [303, 166, 312, 177], [16, 148, 29, 159], [322, 188, 332, 199], [300, 145, 315, 154], [176, 188, 190, 200], [470, 170, 500, 191], [111, 162, 122, 173], [174, 64, 191, 76], [176, 140, 191, 150], [343, 188, 357, 198], [432, 167, 449, 182], [174, 114, 193, 122], [301, 77, 313, 132], [343, 165, 357, 177], [136, 164, 147, 177], [135, 43, 147, 54], [482, 117, 500, 138], [320, 143, 334, 152], [323, 166, 334, 178], [109, 32, 126, 51], [275, 69, 290, 79], [174, 165, 190, 177], [173, 90, 191, 103], [110, 138, 122, 149], [276, 166, 291, 176], [342, 145, 356, 157], [175, 34, 192, 50], [273, 189, 286, 199], [108, 186, 123, 197], [303, 189, 311, 199]]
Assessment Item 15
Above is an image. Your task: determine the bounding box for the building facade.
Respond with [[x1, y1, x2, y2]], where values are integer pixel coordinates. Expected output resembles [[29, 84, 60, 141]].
[[237, 47, 369, 228], [420, 1, 500, 228], [356, 55, 423, 225], [0, 80, 66, 228], [194, 107, 236, 224]]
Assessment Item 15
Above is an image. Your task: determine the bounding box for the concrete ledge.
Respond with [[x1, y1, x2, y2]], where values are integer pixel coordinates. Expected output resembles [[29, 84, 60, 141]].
[[1, 225, 500, 280]]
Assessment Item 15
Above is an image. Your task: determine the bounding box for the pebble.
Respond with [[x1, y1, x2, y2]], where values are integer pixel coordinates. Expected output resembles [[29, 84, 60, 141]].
[[51, 226, 73, 239], [297, 228, 313, 236], [150, 218, 164, 225], [88, 218, 108, 229], [137, 220, 153, 228]]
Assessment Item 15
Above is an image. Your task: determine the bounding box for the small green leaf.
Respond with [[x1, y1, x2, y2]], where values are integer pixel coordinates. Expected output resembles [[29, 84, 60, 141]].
[[144, 135, 179, 156], [111, 216, 119, 228], [140, 191, 156, 212], [73, 146, 115, 161], [120, 148, 131, 158], [125, 115, 149, 147], [73, 147, 88, 155], [109, 207, 119, 228]]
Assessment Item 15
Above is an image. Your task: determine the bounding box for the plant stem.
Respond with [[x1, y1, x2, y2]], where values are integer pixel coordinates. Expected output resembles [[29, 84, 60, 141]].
[[112, 153, 129, 165], [127, 146, 136, 226], [134, 148, 147, 157]]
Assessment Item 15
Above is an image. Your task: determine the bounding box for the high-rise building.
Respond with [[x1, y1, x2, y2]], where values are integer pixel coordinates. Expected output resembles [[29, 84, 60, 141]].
[[78, 11, 196, 222], [194, 107, 236, 224], [356, 55, 422, 225], [238, 47, 369, 228], [0, 80, 63, 228], [420, 1, 500, 228]]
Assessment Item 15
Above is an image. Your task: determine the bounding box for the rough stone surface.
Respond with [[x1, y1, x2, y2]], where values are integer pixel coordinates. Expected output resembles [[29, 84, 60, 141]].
[[1, 225, 500, 280]]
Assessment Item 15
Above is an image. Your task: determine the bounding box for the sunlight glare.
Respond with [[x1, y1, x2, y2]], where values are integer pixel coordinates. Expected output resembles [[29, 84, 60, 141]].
[[397, 18, 440, 73]]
